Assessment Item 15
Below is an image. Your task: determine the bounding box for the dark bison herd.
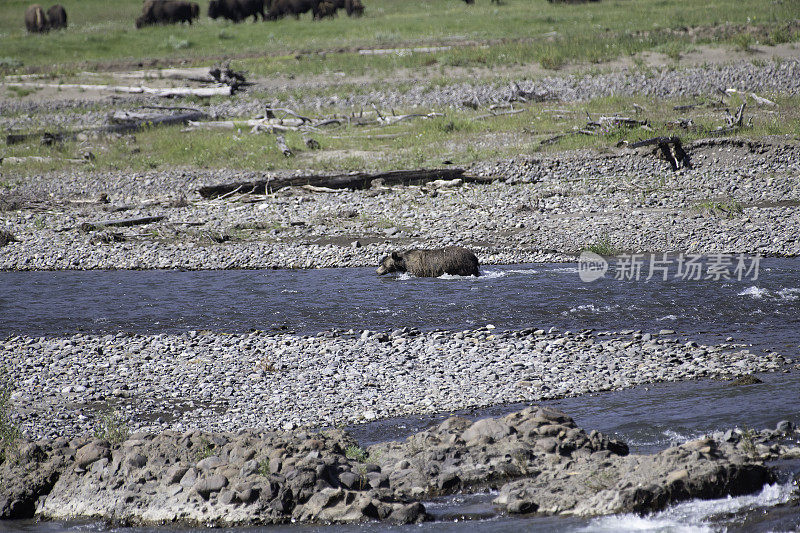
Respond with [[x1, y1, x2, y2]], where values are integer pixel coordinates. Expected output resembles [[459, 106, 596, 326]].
[[24, 4, 67, 32], [136, 0, 201, 28], [23, 0, 362, 33], [137, 0, 363, 27]]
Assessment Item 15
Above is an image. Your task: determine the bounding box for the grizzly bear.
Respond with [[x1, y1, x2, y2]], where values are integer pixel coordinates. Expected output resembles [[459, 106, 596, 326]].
[[376, 246, 480, 277]]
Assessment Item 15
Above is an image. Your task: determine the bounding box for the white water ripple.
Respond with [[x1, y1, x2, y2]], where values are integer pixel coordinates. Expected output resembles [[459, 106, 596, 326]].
[[562, 304, 621, 316], [581, 482, 795, 533], [738, 286, 800, 301]]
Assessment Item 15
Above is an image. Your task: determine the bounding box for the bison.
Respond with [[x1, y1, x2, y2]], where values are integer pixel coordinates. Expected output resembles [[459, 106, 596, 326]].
[[344, 0, 363, 16], [46, 4, 67, 29], [329, 0, 362, 16], [208, 0, 266, 22], [314, 0, 337, 18], [25, 4, 48, 33], [267, 0, 323, 19], [376, 247, 481, 277], [136, 0, 198, 28]]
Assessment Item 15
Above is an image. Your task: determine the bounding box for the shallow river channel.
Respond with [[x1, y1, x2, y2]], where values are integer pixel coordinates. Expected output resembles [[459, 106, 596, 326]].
[[2, 259, 800, 532]]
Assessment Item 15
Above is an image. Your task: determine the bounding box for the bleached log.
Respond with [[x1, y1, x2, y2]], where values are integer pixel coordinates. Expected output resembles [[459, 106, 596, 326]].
[[1, 156, 54, 164], [266, 107, 312, 124], [749, 92, 776, 106], [3, 82, 232, 97], [474, 108, 525, 120], [377, 112, 444, 125], [301, 185, 344, 193], [88, 216, 165, 228], [276, 135, 293, 157], [108, 110, 207, 127], [185, 120, 295, 133], [88, 67, 211, 81]]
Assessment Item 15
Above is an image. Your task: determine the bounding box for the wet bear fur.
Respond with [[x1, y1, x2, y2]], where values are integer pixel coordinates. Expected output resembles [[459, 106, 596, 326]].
[[376, 246, 480, 277]]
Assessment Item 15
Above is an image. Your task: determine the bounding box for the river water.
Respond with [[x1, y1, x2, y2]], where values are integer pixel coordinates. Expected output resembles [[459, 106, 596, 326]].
[[2, 259, 800, 532], [2, 259, 800, 356]]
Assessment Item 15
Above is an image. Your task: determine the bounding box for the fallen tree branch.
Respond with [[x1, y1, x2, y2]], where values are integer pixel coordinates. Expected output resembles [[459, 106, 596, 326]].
[[748, 92, 776, 107], [7, 110, 207, 145], [276, 135, 293, 157], [0, 155, 86, 165], [377, 112, 444, 125], [3, 82, 232, 98], [83, 216, 165, 230], [628, 136, 682, 148], [197, 168, 484, 198], [108, 110, 208, 128], [313, 119, 344, 128], [627, 136, 690, 171], [301, 185, 344, 193], [540, 133, 571, 145], [707, 103, 748, 135], [184, 120, 295, 133], [135, 105, 204, 113], [107, 67, 213, 81], [266, 107, 312, 124], [473, 108, 525, 120]]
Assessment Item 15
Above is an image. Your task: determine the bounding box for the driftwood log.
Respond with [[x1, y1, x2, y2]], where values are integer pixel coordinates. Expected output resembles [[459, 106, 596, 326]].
[[82, 216, 165, 230], [108, 110, 208, 130], [628, 136, 690, 171], [3, 82, 232, 98], [197, 168, 491, 198], [275, 135, 293, 157], [6, 110, 207, 145]]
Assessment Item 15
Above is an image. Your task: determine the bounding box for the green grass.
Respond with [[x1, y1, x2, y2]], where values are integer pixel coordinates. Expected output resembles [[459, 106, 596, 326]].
[[695, 199, 745, 218], [92, 410, 129, 444], [345, 444, 369, 462], [194, 436, 216, 460], [6, 85, 38, 97], [584, 236, 618, 257], [0, 0, 797, 74], [732, 32, 755, 52], [3, 93, 800, 176]]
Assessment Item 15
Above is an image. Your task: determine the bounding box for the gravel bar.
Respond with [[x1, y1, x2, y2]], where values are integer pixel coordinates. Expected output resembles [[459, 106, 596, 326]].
[[2, 327, 789, 440]]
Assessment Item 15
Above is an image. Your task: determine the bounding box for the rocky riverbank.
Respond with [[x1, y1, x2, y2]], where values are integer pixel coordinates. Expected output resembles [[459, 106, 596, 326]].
[[1, 327, 790, 440], [2, 405, 797, 526], [1, 136, 799, 271], [3, 55, 800, 272]]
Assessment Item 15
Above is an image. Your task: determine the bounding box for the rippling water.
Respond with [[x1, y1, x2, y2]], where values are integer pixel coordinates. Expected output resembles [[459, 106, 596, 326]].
[[1, 259, 799, 357], [2, 260, 799, 532]]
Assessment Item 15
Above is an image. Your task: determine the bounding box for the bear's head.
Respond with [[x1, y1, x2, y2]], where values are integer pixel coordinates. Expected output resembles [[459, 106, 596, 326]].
[[376, 251, 405, 275]]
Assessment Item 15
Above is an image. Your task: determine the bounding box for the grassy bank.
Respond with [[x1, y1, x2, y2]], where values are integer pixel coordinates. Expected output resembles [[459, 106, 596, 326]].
[[3, 92, 799, 176], [0, 0, 798, 74]]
